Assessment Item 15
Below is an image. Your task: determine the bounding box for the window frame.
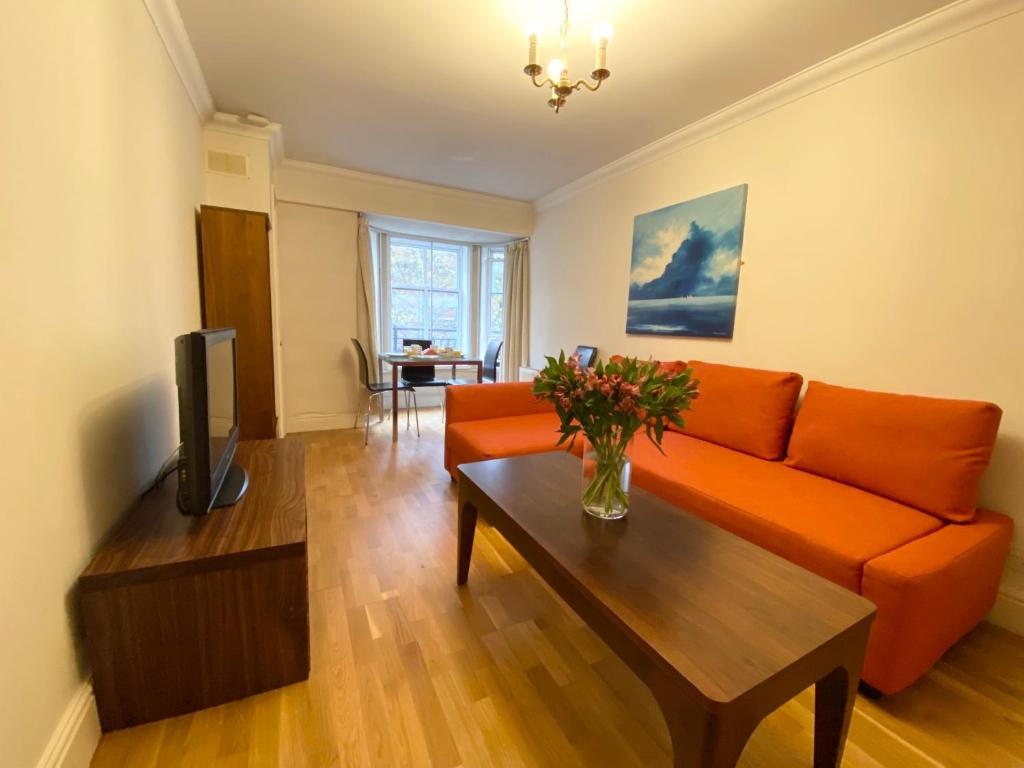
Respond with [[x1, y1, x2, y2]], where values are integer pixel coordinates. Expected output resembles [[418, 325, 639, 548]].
[[379, 235, 470, 354]]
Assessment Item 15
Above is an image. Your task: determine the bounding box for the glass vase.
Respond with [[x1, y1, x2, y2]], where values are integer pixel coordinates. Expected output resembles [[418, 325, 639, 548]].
[[580, 438, 631, 520]]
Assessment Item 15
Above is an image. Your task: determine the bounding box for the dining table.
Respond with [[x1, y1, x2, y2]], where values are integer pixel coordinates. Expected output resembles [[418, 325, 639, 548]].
[[377, 353, 484, 442]]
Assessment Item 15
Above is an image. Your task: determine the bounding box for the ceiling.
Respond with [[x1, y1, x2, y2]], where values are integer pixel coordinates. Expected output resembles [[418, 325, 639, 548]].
[[177, 0, 953, 201]]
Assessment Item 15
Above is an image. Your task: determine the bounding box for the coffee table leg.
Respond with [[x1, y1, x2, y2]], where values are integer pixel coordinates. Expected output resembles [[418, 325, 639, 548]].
[[651, 677, 756, 767], [456, 500, 478, 585], [813, 662, 859, 768]]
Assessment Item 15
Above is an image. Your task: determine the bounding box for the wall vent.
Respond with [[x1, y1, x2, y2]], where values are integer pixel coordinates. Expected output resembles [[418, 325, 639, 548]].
[[206, 149, 248, 177]]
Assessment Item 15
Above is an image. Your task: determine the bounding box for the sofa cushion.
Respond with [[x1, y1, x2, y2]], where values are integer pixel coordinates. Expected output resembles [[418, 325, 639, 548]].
[[445, 413, 563, 476], [785, 382, 1002, 523], [667, 360, 803, 461], [629, 432, 942, 591]]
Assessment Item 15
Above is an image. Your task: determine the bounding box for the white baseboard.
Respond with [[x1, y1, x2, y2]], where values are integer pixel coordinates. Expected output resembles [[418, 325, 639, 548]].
[[988, 545, 1024, 635], [989, 591, 1024, 636], [285, 413, 357, 433], [35, 680, 101, 768]]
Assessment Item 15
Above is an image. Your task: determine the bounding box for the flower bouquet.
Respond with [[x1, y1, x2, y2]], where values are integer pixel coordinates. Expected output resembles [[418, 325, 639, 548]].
[[533, 352, 699, 519]]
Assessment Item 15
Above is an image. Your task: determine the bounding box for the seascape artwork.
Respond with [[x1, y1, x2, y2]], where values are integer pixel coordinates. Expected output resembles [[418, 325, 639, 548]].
[[626, 184, 748, 338]]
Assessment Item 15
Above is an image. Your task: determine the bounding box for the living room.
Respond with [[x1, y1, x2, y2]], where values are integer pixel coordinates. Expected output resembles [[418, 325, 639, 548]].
[[4, 1, 1023, 767]]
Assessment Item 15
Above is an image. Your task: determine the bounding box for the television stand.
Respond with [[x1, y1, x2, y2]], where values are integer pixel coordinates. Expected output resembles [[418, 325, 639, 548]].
[[212, 462, 249, 508], [79, 438, 308, 731]]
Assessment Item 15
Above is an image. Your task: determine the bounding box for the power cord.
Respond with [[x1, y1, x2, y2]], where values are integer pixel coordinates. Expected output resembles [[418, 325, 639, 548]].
[[142, 444, 183, 497]]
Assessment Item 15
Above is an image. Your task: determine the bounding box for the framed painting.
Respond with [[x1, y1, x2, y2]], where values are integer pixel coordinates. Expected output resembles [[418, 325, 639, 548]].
[[626, 184, 748, 338]]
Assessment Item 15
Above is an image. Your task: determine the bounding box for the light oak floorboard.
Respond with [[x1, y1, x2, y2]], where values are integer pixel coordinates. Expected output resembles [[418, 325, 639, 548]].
[[91, 410, 1024, 767]]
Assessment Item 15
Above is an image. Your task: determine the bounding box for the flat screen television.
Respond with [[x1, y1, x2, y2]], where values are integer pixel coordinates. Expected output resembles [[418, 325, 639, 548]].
[[174, 328, 248, 515]]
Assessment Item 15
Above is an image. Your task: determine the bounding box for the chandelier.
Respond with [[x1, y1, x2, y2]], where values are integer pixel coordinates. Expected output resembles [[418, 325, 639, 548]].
[[523, 0, 613, 114]]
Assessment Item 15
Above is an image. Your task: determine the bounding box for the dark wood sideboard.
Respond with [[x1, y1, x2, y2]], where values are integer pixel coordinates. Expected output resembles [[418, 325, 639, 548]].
[[79, 437, 309, 731]]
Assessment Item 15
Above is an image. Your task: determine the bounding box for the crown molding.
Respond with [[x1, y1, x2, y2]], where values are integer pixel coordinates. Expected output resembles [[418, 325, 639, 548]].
[[278, 158, 532, 209], [207, 112, 286, 167], [142, 0, 215, 120], [535, 0, 1024, 212]]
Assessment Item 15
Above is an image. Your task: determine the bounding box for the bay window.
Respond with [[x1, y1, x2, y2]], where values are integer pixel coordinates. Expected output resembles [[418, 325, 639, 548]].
[[377, 232, 506, 360]]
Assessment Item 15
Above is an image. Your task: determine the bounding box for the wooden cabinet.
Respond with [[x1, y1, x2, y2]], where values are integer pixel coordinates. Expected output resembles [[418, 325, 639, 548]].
[[199, 205, 276, 439], [79, 438, 309, 731]]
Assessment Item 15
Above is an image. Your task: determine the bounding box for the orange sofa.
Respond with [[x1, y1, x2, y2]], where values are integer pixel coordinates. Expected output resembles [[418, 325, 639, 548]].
[[444, 361, 1013, 695]]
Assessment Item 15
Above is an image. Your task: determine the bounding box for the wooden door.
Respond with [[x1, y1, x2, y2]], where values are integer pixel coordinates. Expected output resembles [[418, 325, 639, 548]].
[[199, 205, 276, 439]]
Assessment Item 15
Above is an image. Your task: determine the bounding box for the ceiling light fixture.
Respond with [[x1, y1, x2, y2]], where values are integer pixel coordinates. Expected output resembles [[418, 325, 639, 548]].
[[524, 0, 612, 114]]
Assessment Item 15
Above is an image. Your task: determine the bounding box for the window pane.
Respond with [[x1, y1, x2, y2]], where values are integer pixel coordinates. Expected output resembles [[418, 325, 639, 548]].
[[432, 248, 458, 290], [432, 291, 459, 331], [390, 244, 427, 287], [489, 294, 503, 337], [392, 288, 426, 330], [491, 259, 504, 294], [432, 331, 459, 349]]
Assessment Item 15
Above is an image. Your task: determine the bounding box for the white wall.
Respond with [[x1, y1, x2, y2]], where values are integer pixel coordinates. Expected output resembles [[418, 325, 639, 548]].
[[0, 2, 204, 765], [530, 12, 1024, 620], [277, 203, 361, 431]]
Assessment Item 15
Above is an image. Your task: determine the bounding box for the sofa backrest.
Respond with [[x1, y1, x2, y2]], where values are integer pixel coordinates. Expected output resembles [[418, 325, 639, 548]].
[[785, 381, 1002, 523], [668, 360, 803, 460], [445, 381, 553, 424]]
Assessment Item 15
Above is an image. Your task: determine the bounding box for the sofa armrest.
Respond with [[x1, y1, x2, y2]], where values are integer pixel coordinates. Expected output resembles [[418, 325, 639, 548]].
[[445, 382, 553, 424], [860, 509, 1013, 693]]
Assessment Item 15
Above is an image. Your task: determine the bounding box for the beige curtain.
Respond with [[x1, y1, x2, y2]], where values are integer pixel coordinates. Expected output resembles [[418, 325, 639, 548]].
[[356, 214, 379, 383], [501, 239, 530, 382]]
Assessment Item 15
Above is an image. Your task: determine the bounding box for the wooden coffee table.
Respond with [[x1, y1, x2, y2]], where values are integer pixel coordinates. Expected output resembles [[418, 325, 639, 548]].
[[456, 452, 876, 768]]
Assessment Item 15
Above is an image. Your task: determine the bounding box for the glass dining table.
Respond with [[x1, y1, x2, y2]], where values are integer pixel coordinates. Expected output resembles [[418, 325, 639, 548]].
[[377, 353, 484, 442]]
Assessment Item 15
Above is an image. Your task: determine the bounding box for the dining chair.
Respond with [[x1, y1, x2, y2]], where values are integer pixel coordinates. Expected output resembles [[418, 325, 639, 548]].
[[352, 338, 419, 445], [401, 337, 454, 417], [575, 345, 598, 368], [482, 340, 503, 383]]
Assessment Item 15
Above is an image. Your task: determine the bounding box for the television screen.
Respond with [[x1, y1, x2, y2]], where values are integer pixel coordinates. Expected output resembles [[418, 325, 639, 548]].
[[175, 328, 247, 515], [206, 337, 236, 476]]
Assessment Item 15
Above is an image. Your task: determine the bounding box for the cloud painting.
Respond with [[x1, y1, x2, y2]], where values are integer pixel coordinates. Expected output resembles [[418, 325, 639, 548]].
[[626, 185, 748, 338]]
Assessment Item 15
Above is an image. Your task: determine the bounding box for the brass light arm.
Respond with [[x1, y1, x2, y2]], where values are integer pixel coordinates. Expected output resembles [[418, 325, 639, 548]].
[[573, 78, 603, 93], [530, 73, 557, 90]]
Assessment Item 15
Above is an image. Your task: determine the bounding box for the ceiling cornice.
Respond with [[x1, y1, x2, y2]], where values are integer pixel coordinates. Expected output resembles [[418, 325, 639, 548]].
[[535, 0, 1024, 212], [142, 0, 215, 120], [278, 159, 532, 209]]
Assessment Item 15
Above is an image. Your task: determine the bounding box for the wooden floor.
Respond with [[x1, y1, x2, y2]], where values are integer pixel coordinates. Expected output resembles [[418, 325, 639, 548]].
[[92, 411, 1024, 767]]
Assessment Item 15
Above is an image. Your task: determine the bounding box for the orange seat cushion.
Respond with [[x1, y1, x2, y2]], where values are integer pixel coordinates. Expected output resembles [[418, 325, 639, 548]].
[[628, 432, 942, 591], [668, 361, 803, 460], [785, 382, 1002, 523], [445, 413, 564, 475]]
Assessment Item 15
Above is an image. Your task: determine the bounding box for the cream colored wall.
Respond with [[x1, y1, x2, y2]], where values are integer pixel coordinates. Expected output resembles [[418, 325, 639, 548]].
[[275, 159, 534, 237], [203, 123, 274, 213], [530, 14, 1024, 614], [0, 2, 203, 766], [273, 160, 534, 433], [276, 203, 361, 431]]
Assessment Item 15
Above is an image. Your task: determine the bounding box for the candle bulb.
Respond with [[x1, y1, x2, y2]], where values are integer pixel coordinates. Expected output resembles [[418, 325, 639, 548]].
[[592, 23, 613, 74], [525, 23, 543, 68]]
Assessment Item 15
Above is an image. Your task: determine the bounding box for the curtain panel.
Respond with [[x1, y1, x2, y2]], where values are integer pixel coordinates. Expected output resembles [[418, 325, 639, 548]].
[[501, 239, 530, 382], [356, 214, 379, 383]]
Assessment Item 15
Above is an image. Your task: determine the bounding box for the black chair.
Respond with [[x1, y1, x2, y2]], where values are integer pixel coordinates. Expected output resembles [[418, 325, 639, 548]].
[[575, 345, 598, 368], [401, 337, 454, 416], [482, 339, 503, 383], [352, 338, 419, 445]]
